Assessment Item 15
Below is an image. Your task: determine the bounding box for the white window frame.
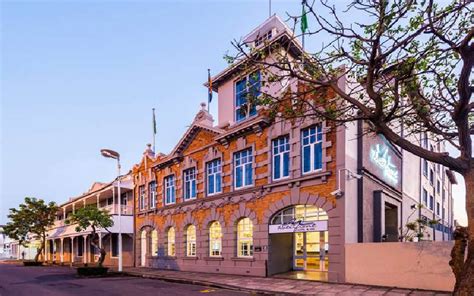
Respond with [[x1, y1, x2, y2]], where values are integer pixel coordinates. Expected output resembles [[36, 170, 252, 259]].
[[164, 175, 176, 205], [422, 188, 428, 206], [151, 230, 158, 256], [149, 181, 157, 209], [139, 185, 146, 211], [234, 148, 253, 189], [183, 168, 197, 201], [272, 136, 290, 181], [209, 221, 222, 257], [237, 218, 253, 258], [167, 227, 176, 256], [235, 72, 260, 122], [186, 225, 197, 257], [207, 159, 222, 196], [301, 125, 323, 175]]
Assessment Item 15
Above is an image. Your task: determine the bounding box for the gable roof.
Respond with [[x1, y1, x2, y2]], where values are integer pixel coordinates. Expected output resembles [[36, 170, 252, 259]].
[[153, 105, 224, 169]]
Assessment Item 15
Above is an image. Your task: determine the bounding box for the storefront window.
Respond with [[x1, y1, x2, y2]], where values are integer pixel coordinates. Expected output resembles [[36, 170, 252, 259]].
[[186, 225, 196, 257], [167, 227, 175, 256], [209, 221, 222, 257], [237, 218, 253, 257]]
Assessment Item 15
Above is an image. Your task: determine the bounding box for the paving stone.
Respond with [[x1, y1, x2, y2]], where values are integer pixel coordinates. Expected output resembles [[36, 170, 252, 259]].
[[121, 268, 450, 296]]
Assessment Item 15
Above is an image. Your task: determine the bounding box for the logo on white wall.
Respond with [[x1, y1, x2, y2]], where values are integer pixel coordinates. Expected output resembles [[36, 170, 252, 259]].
[[370, 144, 399, 185], [269, 219, 328, 234]]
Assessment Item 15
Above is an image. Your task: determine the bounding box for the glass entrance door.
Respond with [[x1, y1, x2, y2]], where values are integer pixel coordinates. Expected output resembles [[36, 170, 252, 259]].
[[293, 232, 305, 270], [293, 231, 328, 271]]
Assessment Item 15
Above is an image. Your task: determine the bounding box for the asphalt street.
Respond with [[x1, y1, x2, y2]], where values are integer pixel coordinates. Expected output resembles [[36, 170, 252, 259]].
[[0, 263, 250, 296]]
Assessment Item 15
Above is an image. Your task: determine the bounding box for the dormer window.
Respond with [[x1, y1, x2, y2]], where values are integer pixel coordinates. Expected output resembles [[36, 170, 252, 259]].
[[254, 30, 273, 47], [235, 71, 260, 122]]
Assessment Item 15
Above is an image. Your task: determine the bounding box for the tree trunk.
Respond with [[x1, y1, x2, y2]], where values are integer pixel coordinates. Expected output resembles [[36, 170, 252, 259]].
[[34, 245, 43, 262], [90, 233, 106, 267], [452, 169, 474, 295]]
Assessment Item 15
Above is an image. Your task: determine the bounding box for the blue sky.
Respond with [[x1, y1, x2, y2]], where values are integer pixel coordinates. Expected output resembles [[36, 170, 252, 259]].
[[0, 0, 466, 225]]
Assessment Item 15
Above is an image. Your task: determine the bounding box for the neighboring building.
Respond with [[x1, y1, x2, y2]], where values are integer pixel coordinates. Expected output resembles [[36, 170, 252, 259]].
[[0, 227, 41, 260], [45, 174, 134, 267], [9, 235, 42, 260], [0, 226, 12, 259], [402, 133, 456, 241], [131, 15, 455, 283]]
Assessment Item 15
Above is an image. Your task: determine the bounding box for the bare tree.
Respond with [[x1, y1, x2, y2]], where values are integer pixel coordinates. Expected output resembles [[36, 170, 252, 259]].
[[228, 0, 473, 294]]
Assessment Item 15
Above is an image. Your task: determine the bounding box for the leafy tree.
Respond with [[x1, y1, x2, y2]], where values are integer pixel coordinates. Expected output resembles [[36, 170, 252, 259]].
[[66, 206, 113, 267], [3, 212, 30, 258], [4, 197, 58, 262], [229, 0, 472, 293]]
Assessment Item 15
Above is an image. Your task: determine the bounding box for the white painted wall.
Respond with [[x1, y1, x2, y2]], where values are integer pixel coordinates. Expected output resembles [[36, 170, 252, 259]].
[[345, 242, 454, 292]]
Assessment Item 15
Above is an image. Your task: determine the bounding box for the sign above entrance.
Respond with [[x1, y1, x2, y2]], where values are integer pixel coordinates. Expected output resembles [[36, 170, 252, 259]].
[[370, 143, 399, 185], [269, 219, 328, 234]]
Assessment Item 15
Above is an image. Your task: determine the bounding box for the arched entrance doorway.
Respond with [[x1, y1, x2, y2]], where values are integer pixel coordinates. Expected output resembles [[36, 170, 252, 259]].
[[268, 205, 329, 280]]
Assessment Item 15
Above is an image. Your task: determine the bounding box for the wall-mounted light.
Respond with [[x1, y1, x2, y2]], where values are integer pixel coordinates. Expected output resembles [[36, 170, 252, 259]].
[[331, 168, 363, 198]]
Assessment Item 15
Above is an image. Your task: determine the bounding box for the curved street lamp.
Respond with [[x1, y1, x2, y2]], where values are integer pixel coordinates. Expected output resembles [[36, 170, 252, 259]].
[[100, 149, 122, 272]]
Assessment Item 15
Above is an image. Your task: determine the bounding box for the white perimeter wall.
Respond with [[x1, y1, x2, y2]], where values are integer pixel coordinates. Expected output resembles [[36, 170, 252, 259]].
[[345, 242, 454, 292]]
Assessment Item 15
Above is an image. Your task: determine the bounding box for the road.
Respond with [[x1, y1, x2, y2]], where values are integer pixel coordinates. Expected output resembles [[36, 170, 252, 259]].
[[0, 263, 250, 296]]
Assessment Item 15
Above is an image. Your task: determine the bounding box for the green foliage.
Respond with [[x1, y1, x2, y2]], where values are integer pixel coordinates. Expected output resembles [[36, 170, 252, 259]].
[[3, 213, 30, 247], [4, 197, 58, 242], [4, 197, 58, 261], [399, 203, 440, 242], [66, 206, 113, 233], [66, 206, 113, 267]]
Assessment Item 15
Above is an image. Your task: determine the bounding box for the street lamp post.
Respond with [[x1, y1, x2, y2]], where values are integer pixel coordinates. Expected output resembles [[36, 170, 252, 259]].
[[100, 149, 122, 272]]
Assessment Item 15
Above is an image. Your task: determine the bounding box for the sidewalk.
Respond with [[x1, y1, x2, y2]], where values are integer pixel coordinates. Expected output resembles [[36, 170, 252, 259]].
[[121, 267, 451, 295]]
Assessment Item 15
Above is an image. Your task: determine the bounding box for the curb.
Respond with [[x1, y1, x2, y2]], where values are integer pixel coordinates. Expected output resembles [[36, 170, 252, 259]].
[[121, 271, 452, 296], [123, 271, 289, 295]]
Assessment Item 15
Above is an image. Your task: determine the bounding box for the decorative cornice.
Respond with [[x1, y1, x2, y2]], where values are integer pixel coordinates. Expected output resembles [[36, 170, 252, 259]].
[[216, 116, 271, 146]]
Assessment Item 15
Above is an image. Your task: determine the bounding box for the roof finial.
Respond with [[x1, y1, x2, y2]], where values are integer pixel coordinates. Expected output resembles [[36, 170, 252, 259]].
[[200, 102, 207, 111]]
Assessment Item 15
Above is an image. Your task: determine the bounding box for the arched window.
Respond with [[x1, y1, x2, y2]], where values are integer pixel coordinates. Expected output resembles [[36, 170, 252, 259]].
[[237, 217, 253, 257], [186, 225, 196, 257], [167, 227, 175, 256], [151, 230, 158, 256], [271, 205, 328, 225], [209, 221, 222, 257]]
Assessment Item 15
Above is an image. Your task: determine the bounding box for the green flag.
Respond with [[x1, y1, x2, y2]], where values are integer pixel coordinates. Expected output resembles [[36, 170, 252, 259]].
[[301, 1, 308, 33]]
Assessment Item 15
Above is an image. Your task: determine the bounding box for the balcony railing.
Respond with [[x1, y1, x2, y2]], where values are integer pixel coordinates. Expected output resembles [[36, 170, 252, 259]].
[[101, 204, 133, 215], [54, 204, 133, 226]]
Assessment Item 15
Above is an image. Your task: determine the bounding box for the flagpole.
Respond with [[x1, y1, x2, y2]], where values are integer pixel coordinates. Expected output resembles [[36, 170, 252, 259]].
[[152, 108, 156, 153], [269, 0, 271, 17], [207, 69, 212, 113]]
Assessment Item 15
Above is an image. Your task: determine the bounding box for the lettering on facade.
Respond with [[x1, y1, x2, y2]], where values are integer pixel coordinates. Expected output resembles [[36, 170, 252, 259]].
[[269, 219, 328, 234], [370, 143, 399, 185]]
